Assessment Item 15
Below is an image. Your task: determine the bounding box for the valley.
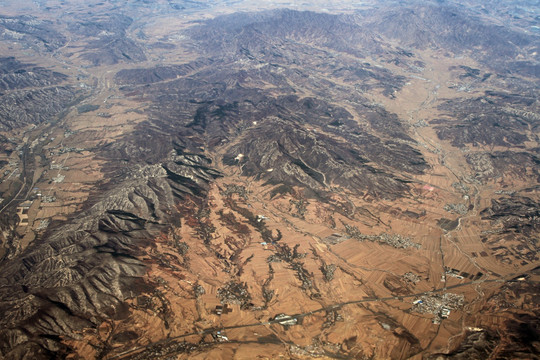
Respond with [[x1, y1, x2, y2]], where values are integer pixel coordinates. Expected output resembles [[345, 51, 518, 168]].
[[0, 1, 538, 359]]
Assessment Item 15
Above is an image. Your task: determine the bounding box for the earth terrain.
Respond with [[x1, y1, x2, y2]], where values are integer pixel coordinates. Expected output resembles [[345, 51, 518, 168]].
[[0, 0, 538, 359]]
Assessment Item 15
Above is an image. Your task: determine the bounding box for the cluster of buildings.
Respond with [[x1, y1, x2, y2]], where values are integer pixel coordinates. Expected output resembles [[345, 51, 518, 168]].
[[412, 293, 464, 324]]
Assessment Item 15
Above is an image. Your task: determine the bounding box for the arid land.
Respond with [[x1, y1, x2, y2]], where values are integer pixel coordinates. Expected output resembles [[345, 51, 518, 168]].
[[0, 1, 538, 359]]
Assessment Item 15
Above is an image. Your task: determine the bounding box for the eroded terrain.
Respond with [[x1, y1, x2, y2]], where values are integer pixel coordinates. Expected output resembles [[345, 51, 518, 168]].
[[0, 1, 538, 359]]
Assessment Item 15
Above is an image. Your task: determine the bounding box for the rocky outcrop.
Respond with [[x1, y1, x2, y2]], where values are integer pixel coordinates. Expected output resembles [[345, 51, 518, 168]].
[[67, 13, 146, 65], [0, 86, 78, 130], [434, 91, 538, 148], [0, 58, 77, 130], [0, 3, 537, 359], [363, 4, 539, 77], [481, 196, 540, 236], [0, 57, 67, 91], [0, 150, 220, 358], [0, 15, 66, 52]]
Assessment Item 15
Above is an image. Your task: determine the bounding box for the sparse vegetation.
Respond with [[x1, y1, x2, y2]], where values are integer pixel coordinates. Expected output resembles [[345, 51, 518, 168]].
[[270, 184, 293, 199], [0, 1, 537, 359], [77, 104, 100, 114], [217, 281, 253, 309], [344, 224, 420, 249], [220, 184, 249, 200]]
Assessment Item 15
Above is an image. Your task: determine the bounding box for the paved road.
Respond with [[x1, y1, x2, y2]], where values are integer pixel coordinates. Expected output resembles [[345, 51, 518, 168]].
[[108, 274, 537, 359], [0, 146, 29, 215]]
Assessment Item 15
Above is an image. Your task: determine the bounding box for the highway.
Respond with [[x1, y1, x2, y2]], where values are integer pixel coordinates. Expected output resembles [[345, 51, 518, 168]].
[[0, 145, 30, 215], [107, 273, 537, 360]]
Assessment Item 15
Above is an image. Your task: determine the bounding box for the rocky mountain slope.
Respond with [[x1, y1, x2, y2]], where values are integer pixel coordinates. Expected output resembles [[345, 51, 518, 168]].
[[0, 0, 538, 359]]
